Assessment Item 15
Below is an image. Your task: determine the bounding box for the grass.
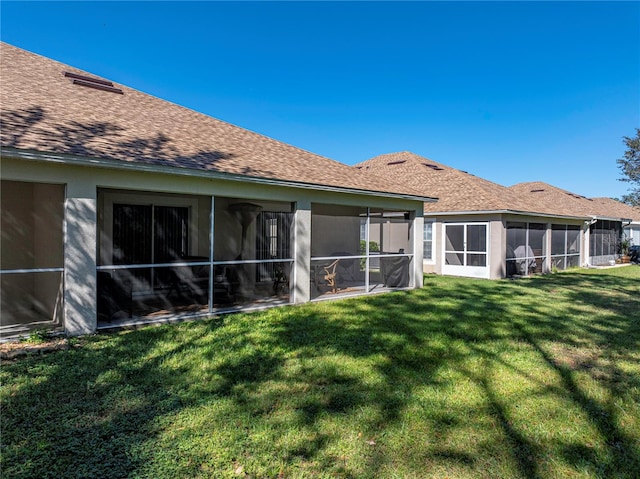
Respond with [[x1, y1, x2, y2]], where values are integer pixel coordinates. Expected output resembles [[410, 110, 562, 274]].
[[1, 266, 639, 479]]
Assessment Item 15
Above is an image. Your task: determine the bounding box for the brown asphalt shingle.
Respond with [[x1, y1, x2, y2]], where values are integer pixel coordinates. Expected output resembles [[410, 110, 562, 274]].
[[358, 152, 640, 221], [0, 42, 431, 200], [508, 182, 640, 221], [356, 151, 537, 213], [508, 181, 598, 218], [590, 197, 640, 221]]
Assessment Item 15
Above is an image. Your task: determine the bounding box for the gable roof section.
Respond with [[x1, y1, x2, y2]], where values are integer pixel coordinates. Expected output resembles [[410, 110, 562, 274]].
[[356, 151, 540, 214], [588, 197, 640, 223], [358, 152, 640, 222], [507, 181, 639, 221], [0, 43, 432, 202], [508, 181, 597, 218]]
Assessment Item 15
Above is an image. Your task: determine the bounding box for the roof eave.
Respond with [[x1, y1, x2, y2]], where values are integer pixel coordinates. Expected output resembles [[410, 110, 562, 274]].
[[424, 208, 592, 221], [426, 208, 640, 223], [1, 147, 437, 204]]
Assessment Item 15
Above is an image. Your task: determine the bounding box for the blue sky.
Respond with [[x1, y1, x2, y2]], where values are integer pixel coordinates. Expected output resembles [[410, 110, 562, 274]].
[[2, 1, 638, 199]]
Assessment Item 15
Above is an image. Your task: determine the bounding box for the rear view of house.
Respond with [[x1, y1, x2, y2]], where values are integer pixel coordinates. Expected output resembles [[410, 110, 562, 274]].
[[0, 43, 434, 338], [357, 152, 640, 279]]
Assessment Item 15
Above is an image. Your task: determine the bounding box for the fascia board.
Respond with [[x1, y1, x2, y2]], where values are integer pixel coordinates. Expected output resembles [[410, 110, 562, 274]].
[[425, 209, 592, 221], [428, 209, 639, 223], [1, 147, 437, 204]]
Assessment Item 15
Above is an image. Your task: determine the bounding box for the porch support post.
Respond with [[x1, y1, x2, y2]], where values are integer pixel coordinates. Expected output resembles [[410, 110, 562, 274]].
[[582, 222, 590, 267], [64, 182, 97, 336], [544, 223, 552, 273], [293, 200, 311, 303], [412, 210, 424, 288]]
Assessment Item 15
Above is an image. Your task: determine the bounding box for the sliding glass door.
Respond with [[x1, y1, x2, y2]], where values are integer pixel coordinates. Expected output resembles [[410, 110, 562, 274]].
[[442, 222, 489, 278]]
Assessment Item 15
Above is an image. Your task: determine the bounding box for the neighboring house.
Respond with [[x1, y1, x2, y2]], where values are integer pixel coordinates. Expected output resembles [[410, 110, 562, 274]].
[[590, 197, 640, 247], [509, 182, 640, 266], [0, 43, 434, 337], [356, 152, 640, 279]]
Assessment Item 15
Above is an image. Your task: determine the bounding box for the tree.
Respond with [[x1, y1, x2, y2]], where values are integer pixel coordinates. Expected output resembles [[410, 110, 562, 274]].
[[617, 128, 640, 206]]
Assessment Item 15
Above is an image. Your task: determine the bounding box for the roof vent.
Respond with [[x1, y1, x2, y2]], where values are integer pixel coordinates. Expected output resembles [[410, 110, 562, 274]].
[[387, 160, 406, 165], [422, 163, 444, 171], [566, 192, 586, 200], [530, 188, 545, 193], [64, 71, 123, 94]]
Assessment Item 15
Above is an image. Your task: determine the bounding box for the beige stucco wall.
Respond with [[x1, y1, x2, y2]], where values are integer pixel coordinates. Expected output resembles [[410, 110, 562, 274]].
[[426, 214, 503, 279], [424, 213, 588, 280]]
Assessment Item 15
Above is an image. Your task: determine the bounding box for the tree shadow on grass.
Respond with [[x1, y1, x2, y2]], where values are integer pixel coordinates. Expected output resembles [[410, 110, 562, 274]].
[[2, 270, 639, 478]]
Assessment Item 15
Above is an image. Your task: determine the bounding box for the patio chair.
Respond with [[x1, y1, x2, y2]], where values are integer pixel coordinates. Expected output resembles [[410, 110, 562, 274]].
[[323, 259, 340, 294]]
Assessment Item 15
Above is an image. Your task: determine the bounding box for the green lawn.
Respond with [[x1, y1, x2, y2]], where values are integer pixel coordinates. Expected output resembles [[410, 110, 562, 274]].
[[1, 267, 639, 479]]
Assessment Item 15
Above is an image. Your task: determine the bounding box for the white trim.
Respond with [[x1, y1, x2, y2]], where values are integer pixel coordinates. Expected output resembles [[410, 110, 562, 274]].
[[2, 147, 437, 203], [0, 267, 64, 274], [442, 222, 490, 279], [422, 219, 435, 264], [427, 209, 592, 221]]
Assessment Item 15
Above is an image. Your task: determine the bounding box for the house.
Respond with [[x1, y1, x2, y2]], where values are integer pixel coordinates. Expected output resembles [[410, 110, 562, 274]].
[[588, 197, 640, 247], [0, 43, 435, 338], [356, 152, 640, 279], [509, 182, 640, 266]]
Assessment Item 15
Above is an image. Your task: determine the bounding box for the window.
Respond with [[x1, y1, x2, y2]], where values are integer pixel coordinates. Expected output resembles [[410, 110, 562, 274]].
[[98, 190, 208, 321], [113, 204, 189, 265], [256, 211, 293, 282], [423, 221, 434, 261], [256, 212, 292, 260]]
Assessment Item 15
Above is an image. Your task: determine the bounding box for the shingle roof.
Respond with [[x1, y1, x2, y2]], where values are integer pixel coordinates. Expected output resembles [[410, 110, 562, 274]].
[[592, 198, 640, 223], [356, 151, 538, 213], [508, 182, 640, 221], [507, 181, 598, 218], [0, 43, 431, 201], [357, 152, 640, 222], [584, 197, 640, 222]]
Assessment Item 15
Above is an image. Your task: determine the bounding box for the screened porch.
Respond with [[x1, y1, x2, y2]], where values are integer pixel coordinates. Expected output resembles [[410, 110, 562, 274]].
[[97, 189, 294, 327], [589, 220, 622, 266], [0, 180, 65, 337], [310, 204, 414, 300]]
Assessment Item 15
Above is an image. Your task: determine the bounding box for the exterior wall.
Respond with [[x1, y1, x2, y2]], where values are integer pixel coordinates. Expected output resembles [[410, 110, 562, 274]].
[[293, 200, 311, 303], [626, 224, 640, 246], [427, 214, 502, 279], [488, 218, 504, 279], [425, 212, 589, 280], [64, 180, 98, 336], [1, 156, 424, 336], [411, 215, 425, 287]]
